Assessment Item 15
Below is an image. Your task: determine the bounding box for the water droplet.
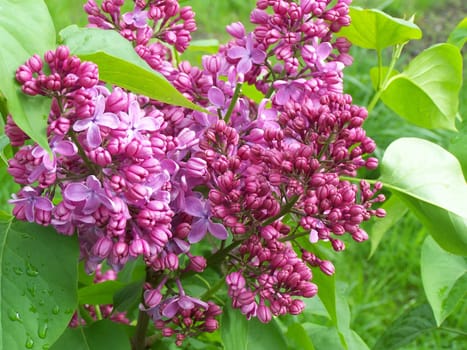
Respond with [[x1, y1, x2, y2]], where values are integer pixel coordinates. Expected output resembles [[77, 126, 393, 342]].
[[64, 308, 74, 314], [39, 299, 45, 306], [27, 285, 37, 297], [42, 345, 50, 350], [29, 305, 37, 313], [26, 263, 39, 277], [38, 322, 48, 339], [8, 310, 21, 322], [25, 336, 34, 349], [52, 306, 60, 315], [14, 267, 24, 275]]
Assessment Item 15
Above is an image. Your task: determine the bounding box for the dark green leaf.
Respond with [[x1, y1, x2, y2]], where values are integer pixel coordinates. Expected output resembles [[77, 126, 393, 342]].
[[221, 304, 248, 350], [339, 7, 422, 50], [287, 323, 316, 350], [372, 304, 437, 350], [0, 220, 79, 349], [364, 195, 408, 258], [50, 319, 131, 350], [312, 269, 337, 325], [247, 317, 288, 350], [448, 17, 467, 49], [302, 323, 345, 350], [421, 236, 467, 326], [60, 26, 205, 112], [78, 280, 124, 305], [113, 281, 144, 313], [0, 0, 55, 153], [379, 138, 467, 255], [380, 44, 462, 130]]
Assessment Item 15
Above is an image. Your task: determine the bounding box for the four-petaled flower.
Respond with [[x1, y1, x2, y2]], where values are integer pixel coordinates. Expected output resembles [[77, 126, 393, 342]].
[[184, 196, 228, 243], [73, 95, 120, 148], [227, 34, 266, 74], [122, 7, 148, 28], [120, 100, 163, 141], [9, 186, 53, 223], [64, 175, 116, 214]]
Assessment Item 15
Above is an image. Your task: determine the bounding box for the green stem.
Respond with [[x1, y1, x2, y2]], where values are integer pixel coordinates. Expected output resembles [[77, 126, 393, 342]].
[[439, 327, 467, 337], [367, 43, 406, 114], [131, 270, 151, 350], [94, 305, 103, 321], [224, 83, 242, 123]]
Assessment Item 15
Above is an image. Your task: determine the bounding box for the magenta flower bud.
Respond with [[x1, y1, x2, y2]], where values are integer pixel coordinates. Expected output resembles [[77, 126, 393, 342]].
[[226, 271, 246, 290], [226, 21, 245, 39], [129, 236, 150, 256], [126, 183, 149, 202], [185, 157, 207, 178], [331, 238, 345, 251], [49, 115, 71, 135], [257, 303, 272, 323], [300, 281, 318, 297], [288, 299, 305, 315], [106, 87, 129, 113], [204, 318, 219, 332], [92, 236, 113, 258], [16, 66, 33, 84], [87, 147, 112, 166], [164, 253, 179, 270], [236, 290, 255, 305], [125, 164, 149, 183], [78, 61, 99, 88], [188, 255, 207, 272], [319, 260, 335, 276], [352, 229, 369, 242], [144, 288, 163, 308]]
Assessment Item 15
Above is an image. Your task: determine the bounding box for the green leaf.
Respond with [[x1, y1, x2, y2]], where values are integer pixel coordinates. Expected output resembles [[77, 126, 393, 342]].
[[379, 44, 462, 130], [246, 318, 288, 350], [302, 323, 345, 350], [0, 0, 55, 153], [421, 236, 467, 326], [448, 17, 467, 49], [312, 269, 337, 325], [286, 323, 316, 350], [379, 138, 467, 255], [59, 26, 205, 112], [78, 280, 125, 305], [339, 7, 422, 50], [0, 220, 79, 349], [364, 195, 408, 258], [221, 304, 248, 350], [113, 281, 144, 314], [372, 304, 437, 350], [186, 39, 220, 54], [449, 119, 467, 178], [44, 0, 89, 33], [50, 319, 131, 350], [369, 66, 399, 90]]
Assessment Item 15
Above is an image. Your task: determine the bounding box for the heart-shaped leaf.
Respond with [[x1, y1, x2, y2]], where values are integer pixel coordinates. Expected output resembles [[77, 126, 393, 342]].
[[0, 0, 55, 153], [379, 138, 467, 255], [379, 44, 462, 130], [59, 25, 205, 112], [421, 236, 467, 326], [339, 7, 422, 50], [0, 220, 78, 349]]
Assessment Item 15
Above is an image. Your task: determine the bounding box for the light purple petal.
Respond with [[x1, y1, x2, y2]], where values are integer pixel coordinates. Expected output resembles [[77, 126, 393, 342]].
[[135, 117, 160, 132], [87, 123, 102, 148], [237, 57, 252, 74], [250, 49, 266, 64], [96, 112, 119, 128], [31, 146, 46, 159], [64, 183, 89, 202], [275, 88, 290, 105], [25, 204, 35, 222], [83, 195, 101, 214], [184, 196, 206, 217], [54, 140, 78, 156], [97, 193, 116, 212], [35, 197, 53, 211], [73, 118, 92, 132], [94, 95, 106, 116], [208, 221, 228, 240], [161, 299, 179, 318], [208, 86, 226, 107], [317, 42, 332, 60], [309, 229, 319, 243], [86, 175, 102, 191], [228, 46, 247, 59], [177, 296, 195, 310], [188, 219, 209, 244]]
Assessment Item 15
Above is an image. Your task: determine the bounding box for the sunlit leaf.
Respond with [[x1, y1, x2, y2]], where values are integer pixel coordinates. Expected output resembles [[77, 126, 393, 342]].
[[0, 220, 78, 349], [379, 44, 462, 130], [59, 26, 205, 112], [78, 281, 124, 305], [379, 138, 467, 255], [421, 236, 467, 326], [339, 7, 422, 50], [448, 17, 467, 49]]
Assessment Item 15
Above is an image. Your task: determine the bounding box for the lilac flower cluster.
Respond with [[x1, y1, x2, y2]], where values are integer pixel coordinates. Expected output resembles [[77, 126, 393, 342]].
[[6, 0, 385, 345]]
